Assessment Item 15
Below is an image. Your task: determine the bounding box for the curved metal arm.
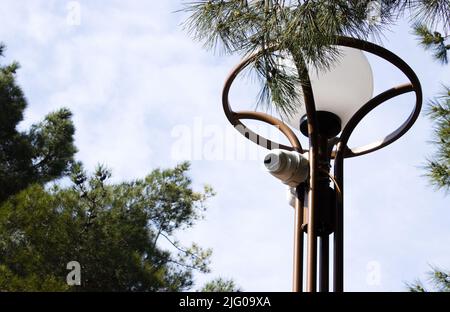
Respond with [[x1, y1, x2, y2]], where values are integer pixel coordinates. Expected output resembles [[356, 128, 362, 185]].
[[336, 37, 423, 158], [222, 52, 303, 152], [222, 36, 422, 160], [340, 83, 416, 157]]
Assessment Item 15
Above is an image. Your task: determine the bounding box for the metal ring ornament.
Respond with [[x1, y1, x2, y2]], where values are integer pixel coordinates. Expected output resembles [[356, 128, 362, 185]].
[[222, 53, 304, 152], [222, 37, 422, 159], [336, 37, 422, 158]]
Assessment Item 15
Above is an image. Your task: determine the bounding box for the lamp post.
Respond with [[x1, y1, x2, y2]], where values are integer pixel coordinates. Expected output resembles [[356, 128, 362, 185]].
[[222, 37, 422, 292]]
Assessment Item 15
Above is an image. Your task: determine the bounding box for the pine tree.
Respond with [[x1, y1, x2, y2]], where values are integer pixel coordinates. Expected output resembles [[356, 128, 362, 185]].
[[200, 278, 242, 292], [0, 162, 215, 291], [0, 44, 77, 203], [0, 43, 224, 292]]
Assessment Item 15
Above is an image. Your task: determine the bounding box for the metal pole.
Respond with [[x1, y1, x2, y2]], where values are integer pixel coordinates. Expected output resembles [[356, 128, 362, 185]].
[[292, 185, 305, 292], [306, 152, 318, 292], [313, 134, 333, 293], [301, 75, 319, 293], [287, 52, 319, 293], [333, 152, 344, 292], [319, 235, 330, 292]]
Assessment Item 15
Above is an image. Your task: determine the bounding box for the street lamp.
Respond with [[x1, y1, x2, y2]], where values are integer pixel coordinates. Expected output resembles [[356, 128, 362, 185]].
[[285, 46, 374, 137], [222, 37, 422, 292]]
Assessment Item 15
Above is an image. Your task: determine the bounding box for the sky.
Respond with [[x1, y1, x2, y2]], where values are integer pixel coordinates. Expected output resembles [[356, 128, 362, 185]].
[[0, 0, 449, 292]]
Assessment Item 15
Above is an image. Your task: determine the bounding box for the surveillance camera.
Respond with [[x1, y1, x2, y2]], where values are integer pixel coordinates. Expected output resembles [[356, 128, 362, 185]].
[[264, 149, 309, 187]]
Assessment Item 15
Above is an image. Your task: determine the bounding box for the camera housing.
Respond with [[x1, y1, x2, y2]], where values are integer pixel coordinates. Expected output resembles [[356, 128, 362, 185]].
[[264, 150, 309, 187]]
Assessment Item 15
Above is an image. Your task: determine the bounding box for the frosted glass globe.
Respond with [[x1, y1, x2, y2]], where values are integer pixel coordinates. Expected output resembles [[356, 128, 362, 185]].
[[286, 46, 374, 133]]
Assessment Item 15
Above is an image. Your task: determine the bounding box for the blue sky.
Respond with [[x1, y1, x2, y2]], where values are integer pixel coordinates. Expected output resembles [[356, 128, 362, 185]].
[[0, 1, 449, 291]]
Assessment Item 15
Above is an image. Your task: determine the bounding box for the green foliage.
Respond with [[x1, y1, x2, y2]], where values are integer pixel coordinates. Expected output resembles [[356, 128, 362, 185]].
[[395, 2, 449, 293], [0, 163, 214, 291], [409, 4, 449, 192], [407, 266, 450, 292], [200, 277, 241, 292], [0, 43, 223, 292], [426, 86, 450, 191], [414, 23, 449, 64], [0, 44, 76, 203], [0, 265, 69, 292], [408, 0, 450, 30]]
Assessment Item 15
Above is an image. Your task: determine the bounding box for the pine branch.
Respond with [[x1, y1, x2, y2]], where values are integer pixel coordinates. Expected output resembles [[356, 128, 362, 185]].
[[159, 231, 204, 262], [429, 268, 450, 292], [409, 0, 450, 33], [180, 0, 399, 117], [414, 23, 449, 64], [425, 86, 450, 191], [406, 279, 427, 292]]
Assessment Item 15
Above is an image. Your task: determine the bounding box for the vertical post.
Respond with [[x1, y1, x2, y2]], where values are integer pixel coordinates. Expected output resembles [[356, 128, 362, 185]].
[[305, 123, 333, 293], [306, 150, 318, 292], [292, 185, 305, 292], [291, 54, 319, 293], [319, 235, 329, 292], [311, 134, 333, 293], [334, 150, 344, 292]]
